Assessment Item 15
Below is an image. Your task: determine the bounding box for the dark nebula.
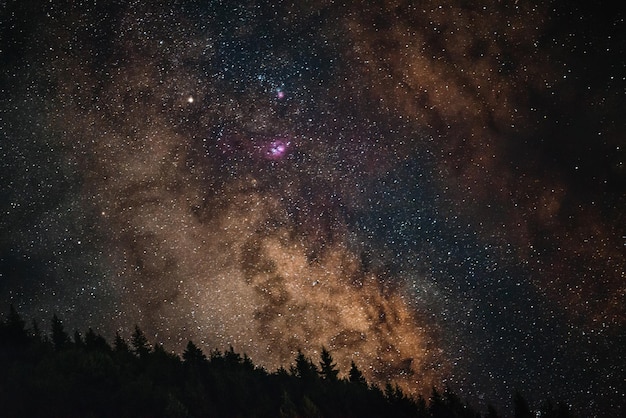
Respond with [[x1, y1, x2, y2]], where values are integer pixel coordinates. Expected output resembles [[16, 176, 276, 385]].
[[1, 0, 624, 415]]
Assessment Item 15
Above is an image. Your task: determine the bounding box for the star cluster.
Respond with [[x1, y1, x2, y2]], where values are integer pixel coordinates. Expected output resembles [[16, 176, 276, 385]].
[[1, 0, 624, 415]]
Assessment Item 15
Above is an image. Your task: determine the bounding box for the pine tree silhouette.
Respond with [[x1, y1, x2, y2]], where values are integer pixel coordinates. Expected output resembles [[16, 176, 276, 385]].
[[291, 350, 318, 381], [319, 346, 339, 381], [514, 391, 533, 418], [0, 305, 582, 417], [31, 319, 42, 341], [85, 328, 110, 352], [0, 305, 28, 345], [113, 331, 130, 353], [348, 360, 367, 385], [51, 314, 70, 350], [73, 329, 84, 347], [182, 340, 207, 367], [131, 325, 150, 358]]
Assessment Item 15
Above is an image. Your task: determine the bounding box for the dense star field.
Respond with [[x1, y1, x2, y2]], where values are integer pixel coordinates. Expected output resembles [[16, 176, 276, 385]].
[[1, 0, 625, 415]]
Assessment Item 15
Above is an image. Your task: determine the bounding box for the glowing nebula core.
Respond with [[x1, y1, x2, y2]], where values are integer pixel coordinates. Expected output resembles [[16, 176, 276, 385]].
[[263, 138, 290, 160]]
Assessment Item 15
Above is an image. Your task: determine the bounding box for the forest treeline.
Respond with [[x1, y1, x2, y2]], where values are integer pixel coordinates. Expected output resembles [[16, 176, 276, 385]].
[[0, 305, 574, 417]]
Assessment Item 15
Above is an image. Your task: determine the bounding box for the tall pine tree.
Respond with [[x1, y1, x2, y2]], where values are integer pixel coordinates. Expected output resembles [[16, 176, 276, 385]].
[[131, 325, 151, 358], [348, 361, 367, 385], [51, 314, 70, 350], [319, 347, 339, 381]]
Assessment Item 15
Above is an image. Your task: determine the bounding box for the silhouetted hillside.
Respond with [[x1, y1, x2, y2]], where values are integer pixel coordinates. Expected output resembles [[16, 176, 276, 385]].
[[0, 306, 575, 417]]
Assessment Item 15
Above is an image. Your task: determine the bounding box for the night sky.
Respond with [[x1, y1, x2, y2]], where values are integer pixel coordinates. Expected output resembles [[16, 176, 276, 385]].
[[1, 0, 625, 415]]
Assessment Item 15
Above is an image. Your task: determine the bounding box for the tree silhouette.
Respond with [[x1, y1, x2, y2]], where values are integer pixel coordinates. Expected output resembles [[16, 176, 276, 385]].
[[291, 350, 318, 382], [0, 305, 583, 417], [31, 319, 42, 341], [85, 328, 110, 352], [223, 345, 243, 366], [51, 314, 70, 350], [318, 346, 339, 381], [7, 305, 26, 334], [0, 304, 28, 345], [429, 386, 447, 418], [540, 399, 573, 418], [182, 340, 207, 367], [73, 329, 84, 347], [131, 325, 151, 358], [348, 360, 367, 385], [113, 331, 130, 353], [415, 394, 428, 417], [514, 391, 533, 418]]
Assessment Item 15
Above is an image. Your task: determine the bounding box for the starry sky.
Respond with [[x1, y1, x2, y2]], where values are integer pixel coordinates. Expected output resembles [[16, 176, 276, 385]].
[[1, 0, 625, 415]]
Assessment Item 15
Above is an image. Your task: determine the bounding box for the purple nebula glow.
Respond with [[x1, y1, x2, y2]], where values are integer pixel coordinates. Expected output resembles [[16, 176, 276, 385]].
[[264, 139, 290, 160]]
